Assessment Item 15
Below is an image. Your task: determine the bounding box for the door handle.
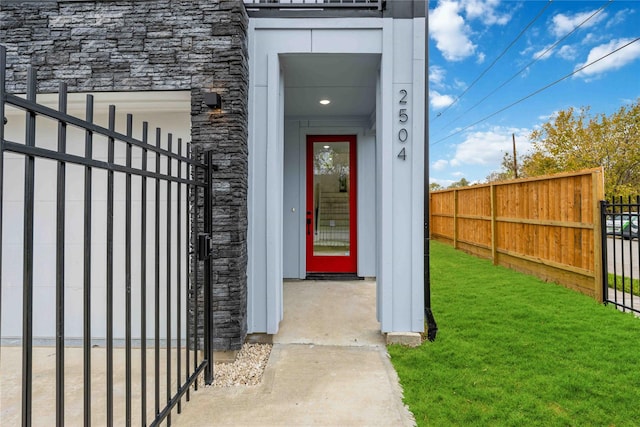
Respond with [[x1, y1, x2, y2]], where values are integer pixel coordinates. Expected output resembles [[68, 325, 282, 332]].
[[307, 218, 312, 235]]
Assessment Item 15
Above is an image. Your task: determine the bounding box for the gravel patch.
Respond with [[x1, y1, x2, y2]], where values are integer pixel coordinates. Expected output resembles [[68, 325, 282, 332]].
[[212, 343, 272, 387]]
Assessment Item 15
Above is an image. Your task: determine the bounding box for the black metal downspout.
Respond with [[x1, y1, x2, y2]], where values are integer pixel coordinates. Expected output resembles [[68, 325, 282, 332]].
[[423, 1, 437, 342]]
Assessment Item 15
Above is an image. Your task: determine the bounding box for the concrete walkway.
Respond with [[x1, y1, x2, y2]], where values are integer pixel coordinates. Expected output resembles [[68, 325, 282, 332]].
[[176, 280, 416, 426], [0, 280, 415, 426]]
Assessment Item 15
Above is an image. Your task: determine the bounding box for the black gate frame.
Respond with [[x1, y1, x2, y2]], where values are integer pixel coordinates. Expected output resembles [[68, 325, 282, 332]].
[[600, 196, 640, 314], [0, 45, 213, 426]]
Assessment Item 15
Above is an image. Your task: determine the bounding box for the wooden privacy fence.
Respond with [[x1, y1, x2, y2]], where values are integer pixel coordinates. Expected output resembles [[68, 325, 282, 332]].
[[430, 168, 605, 300]]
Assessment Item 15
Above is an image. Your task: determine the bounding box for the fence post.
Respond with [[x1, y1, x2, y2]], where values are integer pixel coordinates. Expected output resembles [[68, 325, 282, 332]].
[[0, 46, 5, 348], [453, 189, 458, 249], [55, 82, 68, 427], [592, 169, 605, 302], [22, 66, 38, 427], [490, 183, 498, 265], [203, 150, 214, 385], [599, 199, 608, 303]]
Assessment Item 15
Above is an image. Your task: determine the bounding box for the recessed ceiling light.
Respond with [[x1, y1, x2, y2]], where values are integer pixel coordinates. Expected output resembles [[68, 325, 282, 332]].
[[319, 99, 331, 105], [323, 145, 330, 149]]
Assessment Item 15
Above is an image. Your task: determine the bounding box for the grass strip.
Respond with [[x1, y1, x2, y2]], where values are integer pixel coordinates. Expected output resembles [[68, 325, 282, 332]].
[[608, 273, 640, 296], [389, 240, 640, 427]]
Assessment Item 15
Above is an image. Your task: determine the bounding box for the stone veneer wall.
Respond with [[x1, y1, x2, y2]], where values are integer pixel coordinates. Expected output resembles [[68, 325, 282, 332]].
[[0, 0, 249, 350]]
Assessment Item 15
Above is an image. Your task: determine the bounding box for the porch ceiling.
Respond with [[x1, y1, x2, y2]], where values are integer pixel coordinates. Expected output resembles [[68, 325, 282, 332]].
[[281, 53, 379, 119]]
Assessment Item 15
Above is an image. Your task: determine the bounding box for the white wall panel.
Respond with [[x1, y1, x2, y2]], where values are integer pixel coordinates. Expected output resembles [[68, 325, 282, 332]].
[[357, 132, 377, 277], [283, 121, 301, 278], [411, 17, 427, 332], [247, 84, 269, 331], [311, 29, 382, 53], [1, 96, 191, 341], [253, 30, 312, 86]]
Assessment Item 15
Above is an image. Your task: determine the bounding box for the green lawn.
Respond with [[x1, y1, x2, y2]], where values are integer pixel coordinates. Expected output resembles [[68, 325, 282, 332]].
[[389, 241, 640, 427]]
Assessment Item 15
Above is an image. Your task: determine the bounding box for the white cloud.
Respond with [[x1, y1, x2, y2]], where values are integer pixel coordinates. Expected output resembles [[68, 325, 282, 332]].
[[461, 0, 510, 26], [537, 111, 559, 122], [432, 159, 449, 171], [581, 32, 606, 46], [453, 78, 467, 90], [550, 9, 607, 38], [429, 1, 476, 61], [430, 90, 455, 109], [532, 44, 554, 61], [574, 38, 640, 79], [429, 65, 447, 89], [532, 44, 576, 62], [429, 1, 511, 61], [606, 9, 632, 29], [557, 45, 578, 61], [519, 44, 535, 57], [450, 127, 532, 168]]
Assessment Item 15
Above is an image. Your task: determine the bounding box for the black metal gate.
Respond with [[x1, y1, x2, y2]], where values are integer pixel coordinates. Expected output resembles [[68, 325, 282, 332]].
[[0, 45, 213, 426], [600, 197, 640, 314]]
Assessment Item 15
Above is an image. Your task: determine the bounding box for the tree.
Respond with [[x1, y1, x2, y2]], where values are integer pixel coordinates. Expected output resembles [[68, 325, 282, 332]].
[[521, 99, 640, 198], [429, 182, 444, 192], [448, 177, 470, 188]]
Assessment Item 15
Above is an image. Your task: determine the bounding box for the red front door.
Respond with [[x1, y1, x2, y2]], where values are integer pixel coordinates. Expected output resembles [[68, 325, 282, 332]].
[[306, 135, 357, 273]]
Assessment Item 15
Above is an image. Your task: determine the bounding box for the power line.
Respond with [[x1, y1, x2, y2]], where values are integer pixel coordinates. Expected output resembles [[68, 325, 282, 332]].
[[432, 0, 554, 122], [434, 0, 614, 134], [430, 36, 640, 147]]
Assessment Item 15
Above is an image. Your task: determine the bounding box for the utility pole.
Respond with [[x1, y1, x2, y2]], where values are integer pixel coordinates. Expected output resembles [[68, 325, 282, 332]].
[[512, 133, 518, 179]]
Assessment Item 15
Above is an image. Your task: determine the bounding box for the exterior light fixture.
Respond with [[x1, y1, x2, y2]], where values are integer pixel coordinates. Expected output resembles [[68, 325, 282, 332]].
[[204, 92, 222, 110], [319, 99, 331, 105]]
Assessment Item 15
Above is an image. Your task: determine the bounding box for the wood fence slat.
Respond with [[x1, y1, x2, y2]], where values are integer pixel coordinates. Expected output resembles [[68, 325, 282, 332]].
[[430, 168, 605, 299]]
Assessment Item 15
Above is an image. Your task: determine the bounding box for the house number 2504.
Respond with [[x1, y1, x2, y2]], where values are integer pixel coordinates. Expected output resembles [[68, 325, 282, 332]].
[[398, 89, 409, 161]]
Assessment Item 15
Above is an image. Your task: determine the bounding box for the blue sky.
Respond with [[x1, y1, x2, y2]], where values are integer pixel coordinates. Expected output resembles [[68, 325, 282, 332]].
[[427, 0, 640, 186]]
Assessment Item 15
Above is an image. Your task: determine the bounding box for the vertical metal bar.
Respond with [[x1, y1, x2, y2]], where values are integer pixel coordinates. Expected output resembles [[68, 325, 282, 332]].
[[628, 196, 634, 311], [204, 151, 213, 385], [106, 105, 115, 427], [611, 197, 619, 307], [600, 200, 609, 304], [191, 151, 200, 390], [154, 128, 161, 418], [176, 139, 183, 412], [191, 146, 198, 392], [186, 144, 193, 396], [83, 94, 94, 427], [619, 196, 626, 311], [631, 195, 640, 304], [56, 82, 68, 427], [125, 114, 133, 427], [0, 45, 6, 348], [165, 134, 172, 426], [22, 65, 37, 427], [140, 122, 149, 426], [631, 195, 640, 310]]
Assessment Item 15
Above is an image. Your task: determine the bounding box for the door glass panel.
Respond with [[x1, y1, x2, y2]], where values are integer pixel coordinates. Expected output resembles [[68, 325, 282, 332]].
[[313, 141, 350, 256]]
